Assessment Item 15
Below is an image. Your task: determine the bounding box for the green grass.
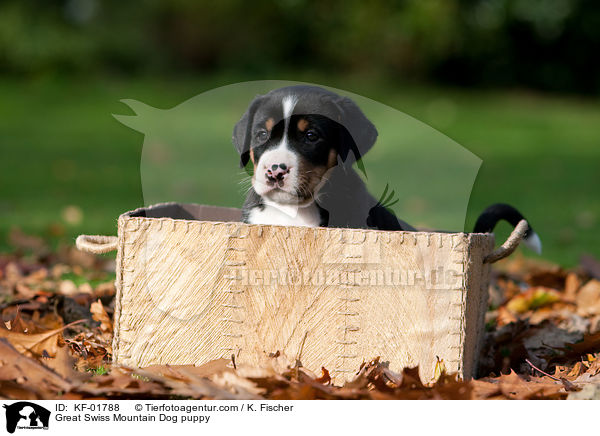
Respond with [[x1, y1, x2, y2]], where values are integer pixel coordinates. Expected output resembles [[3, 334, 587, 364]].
[[88, 365, 109, 376], [0, 73, 598, 266]]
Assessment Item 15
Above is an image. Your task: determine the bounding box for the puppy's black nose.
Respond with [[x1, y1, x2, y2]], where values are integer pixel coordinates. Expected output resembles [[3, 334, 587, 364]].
[[270, 163, 287, 171], [266, 163, 290, 186]]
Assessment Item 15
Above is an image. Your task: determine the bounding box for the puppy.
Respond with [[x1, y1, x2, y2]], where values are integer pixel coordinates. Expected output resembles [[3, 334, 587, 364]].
[[232, 85, 542, 253], [233, 85, 412, 230]]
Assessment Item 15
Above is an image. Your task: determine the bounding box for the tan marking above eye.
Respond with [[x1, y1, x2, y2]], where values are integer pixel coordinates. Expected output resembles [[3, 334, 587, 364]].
[[327, 148, 337, 168], [297, 118, 309, 132], [265, 118, 274, 131]]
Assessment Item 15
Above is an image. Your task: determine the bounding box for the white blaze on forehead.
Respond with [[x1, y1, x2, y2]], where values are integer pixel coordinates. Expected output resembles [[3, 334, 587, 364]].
[[282, 94, 298, 136], [262, 94, 297, 157], [282, 94, 298, 119]]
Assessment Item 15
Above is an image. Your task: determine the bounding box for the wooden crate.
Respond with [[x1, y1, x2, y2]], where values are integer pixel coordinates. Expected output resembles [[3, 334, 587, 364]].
[[77, 202, 527, 384]]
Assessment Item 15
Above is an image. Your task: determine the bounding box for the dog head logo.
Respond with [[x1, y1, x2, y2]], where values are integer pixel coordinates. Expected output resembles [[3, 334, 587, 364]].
[[113, 80, 481, 232], [3, 402, 50, 433]]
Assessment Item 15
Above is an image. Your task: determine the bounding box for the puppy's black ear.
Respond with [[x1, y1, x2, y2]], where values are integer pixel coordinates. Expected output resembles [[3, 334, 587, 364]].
[[233, 96, 264, 168], [333, 96, 378, 176]]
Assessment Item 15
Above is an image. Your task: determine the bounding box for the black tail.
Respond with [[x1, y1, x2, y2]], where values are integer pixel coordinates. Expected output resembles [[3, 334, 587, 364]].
[[474, 203, 542, 254]]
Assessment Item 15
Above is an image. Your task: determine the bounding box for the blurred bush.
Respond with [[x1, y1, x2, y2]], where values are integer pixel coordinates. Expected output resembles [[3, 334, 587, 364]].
[[1, 0, 599, 93]]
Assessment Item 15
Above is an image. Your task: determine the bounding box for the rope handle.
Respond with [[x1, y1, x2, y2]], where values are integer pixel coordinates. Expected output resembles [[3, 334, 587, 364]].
[[483, 219, 528, 264], [76, 235, 118, 254]]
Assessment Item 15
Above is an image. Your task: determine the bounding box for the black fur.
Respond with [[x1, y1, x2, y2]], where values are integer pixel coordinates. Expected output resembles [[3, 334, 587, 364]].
[[233, 86, 539, 245], [473, 203, 535, 236]]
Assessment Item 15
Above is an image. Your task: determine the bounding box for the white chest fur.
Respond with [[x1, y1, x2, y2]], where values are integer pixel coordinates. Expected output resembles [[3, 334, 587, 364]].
[[248, 202, 321, 227]]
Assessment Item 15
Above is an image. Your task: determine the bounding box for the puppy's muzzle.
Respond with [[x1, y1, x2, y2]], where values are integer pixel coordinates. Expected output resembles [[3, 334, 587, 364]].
[[265, 163, 291, 187]]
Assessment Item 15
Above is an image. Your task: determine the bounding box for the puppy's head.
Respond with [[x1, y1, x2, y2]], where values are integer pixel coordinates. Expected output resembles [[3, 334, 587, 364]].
[[233, 85, 377, 206]]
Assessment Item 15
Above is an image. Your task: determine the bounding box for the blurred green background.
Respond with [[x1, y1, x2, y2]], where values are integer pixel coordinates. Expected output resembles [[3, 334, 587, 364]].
[[0, 0, 599, 265]]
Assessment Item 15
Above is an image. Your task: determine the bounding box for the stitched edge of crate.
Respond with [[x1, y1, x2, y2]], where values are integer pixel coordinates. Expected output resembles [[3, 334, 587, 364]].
[[457, 233, 469, 377], [112, 215, 126, 364]]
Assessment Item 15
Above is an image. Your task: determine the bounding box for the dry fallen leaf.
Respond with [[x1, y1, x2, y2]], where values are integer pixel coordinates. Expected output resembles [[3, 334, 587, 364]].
[[0, 324, 67, 357], [143, 359, 232, 380], [576, 280, 600, 316], [433, 356, 446, 383], [494, 370, 566, 400], [90, 299, 112, 338], [564, 272, 581, 302], [0, 339, 73, 398]]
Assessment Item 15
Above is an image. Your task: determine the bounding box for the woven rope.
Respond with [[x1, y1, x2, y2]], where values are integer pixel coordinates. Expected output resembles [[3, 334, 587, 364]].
[[76, 234, 118, 254], [483, 219, 528, 264]]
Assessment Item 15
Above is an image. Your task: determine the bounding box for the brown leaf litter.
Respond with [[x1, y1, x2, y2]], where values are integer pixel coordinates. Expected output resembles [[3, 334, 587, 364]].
[[1, 230, 600, 400]]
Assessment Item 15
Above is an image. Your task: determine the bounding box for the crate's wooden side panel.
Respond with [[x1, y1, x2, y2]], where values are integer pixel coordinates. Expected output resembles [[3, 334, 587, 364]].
[[348, 233, 472, 380], [343, 232, 469, 384]]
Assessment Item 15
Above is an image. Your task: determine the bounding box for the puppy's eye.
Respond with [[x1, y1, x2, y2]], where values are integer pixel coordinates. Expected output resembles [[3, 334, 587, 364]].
[[256, 130, 268, 142], [305, 130, 319, 143]]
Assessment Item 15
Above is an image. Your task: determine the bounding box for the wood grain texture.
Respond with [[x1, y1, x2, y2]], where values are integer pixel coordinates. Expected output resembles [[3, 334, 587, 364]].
[[112, 203, 494, 384]]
